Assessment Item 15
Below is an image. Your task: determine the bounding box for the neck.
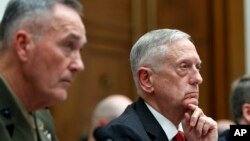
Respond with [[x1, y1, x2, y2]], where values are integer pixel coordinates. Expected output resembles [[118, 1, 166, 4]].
[[162, 109, 183, 127], [0, 53, 38, 112]]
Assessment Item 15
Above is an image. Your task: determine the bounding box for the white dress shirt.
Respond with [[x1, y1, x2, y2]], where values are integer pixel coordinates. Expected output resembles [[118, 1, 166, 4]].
[[145, 102, 183, 141]]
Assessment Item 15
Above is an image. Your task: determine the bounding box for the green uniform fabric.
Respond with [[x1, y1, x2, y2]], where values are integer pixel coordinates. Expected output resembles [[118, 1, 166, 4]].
[[0, 76, 58, 141]]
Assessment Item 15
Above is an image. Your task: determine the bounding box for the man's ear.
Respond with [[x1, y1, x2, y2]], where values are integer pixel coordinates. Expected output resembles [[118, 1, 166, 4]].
[[242, 103, 250, 124], [137, 67, 154, 93], [14, 30, 33, 62]]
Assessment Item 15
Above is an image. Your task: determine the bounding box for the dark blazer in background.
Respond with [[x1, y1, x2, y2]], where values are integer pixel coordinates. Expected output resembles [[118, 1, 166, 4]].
[[0, 76, 58, 141], [218, 129, 230, 141], [94, 98, 169, 141]]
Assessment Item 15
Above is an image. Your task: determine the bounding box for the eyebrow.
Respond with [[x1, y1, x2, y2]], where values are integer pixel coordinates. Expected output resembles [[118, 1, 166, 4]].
[[177, 57, 202, 63], [65, 33, 87, 45], [66, 33, 81, 41]]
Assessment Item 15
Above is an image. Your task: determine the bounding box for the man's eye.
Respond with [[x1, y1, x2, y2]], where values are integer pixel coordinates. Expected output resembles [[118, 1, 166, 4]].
[[64, 42, 75, 50], [176, 63, 189, 76], [180, 63, 190, 69], [196, 64, 202, 71]]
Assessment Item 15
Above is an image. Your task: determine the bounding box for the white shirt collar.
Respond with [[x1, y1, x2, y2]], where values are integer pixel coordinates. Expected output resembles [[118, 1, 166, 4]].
[[145, 102, 183, 141]]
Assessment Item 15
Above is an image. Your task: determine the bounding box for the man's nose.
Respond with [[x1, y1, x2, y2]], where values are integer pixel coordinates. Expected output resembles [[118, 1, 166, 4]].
[[190, 68, 203, 85], [69, 51, 84, 72]]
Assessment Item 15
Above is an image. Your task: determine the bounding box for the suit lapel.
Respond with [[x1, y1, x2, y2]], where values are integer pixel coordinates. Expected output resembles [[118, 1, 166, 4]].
[[134, 98, 169, 141]]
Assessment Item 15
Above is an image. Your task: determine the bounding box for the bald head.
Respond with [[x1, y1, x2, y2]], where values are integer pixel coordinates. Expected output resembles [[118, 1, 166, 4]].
[[92, 95, 132, 128], [217, 119, 234, 134]]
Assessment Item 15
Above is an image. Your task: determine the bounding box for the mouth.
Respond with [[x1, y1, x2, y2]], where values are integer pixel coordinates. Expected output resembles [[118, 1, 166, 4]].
[[60, 78, 73, 87], [183, 92, 199, 107], [184, 92, 199, 99]]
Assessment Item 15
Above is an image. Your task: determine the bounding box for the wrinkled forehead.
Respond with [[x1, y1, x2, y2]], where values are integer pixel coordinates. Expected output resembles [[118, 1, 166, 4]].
[[167, 38, 201, 60]]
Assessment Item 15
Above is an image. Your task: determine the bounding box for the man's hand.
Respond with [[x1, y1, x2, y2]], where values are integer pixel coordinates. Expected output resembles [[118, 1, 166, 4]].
[[183, 104, 218, 141]]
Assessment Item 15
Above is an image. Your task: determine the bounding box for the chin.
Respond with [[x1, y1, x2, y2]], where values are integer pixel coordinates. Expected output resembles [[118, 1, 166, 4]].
[[52, 90, 68, 103], [183, 99, 199, 108], [190, 100, 199, 106]]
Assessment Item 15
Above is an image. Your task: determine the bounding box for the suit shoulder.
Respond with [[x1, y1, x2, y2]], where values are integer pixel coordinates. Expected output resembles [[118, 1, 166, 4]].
[[95, 105, 150, 141], [108, 104, 141, 127]]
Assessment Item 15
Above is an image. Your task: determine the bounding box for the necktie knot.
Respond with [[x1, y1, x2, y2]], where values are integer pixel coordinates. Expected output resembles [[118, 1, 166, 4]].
[[173, 131, 185, 141]]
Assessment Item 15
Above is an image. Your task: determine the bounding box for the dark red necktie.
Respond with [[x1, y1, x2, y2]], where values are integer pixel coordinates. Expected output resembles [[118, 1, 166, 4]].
[[173, 131, 185, 141]]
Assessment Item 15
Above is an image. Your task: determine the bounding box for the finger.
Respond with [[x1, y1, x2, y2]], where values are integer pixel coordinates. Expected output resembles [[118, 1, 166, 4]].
[[184, 112, 191, 123], [195, 116, 206, 137], [202, 117, 217, 136], [184, 112, 191, 131], [187, 104, 197, 111], [189, 106, 204, 127]]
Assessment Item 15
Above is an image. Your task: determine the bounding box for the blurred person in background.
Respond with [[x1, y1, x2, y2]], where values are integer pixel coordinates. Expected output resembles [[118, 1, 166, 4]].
[[81, 94, 132, 141], [219, 74, 250, 141], [217, 119, 234, 135], [0, 0, 86, 140]]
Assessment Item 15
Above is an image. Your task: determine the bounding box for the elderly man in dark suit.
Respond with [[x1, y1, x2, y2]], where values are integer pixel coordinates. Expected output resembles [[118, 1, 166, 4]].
[[94, 29, 218, 141]]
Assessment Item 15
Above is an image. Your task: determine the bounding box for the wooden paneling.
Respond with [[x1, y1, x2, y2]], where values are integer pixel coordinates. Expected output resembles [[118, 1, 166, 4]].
[[227, 0, 245, 86], [212, 0, 230, 119], [213, 0, 245, 119]]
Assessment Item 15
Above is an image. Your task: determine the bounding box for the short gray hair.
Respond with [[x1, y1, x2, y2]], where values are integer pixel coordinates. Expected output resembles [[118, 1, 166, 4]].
[[230, 74, 250, 124], [130, 29, 191, 90], [0, 0, 83, 50]]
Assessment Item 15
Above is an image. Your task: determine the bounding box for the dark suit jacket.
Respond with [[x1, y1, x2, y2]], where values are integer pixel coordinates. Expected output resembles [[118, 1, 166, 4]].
[[218, 129, 229, 141], [0, 76, 58, 141], [94, 98, 169, 141]]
